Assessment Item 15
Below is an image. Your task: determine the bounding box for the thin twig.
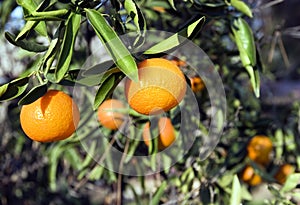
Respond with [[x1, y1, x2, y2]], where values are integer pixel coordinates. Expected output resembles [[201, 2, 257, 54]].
[[117, 137, 130, 205], [277, 32, 291, 68], [253, 0, 284, 12], [268, 30, 278, 64]]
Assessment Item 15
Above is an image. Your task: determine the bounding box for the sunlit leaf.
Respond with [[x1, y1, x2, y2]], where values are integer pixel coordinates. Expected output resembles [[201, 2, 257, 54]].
[[168, 0, 176, 10], [144, 16, 205, 55], [25, 9, 70, 21], [55, 12, 81, 82], [150, 181, 167, 205], [281, 173, 300, 193], [231, 0, 253, 18], [124, 0, 147, 47], [16, 0, 47, 38], [85, 8, 139, 82], [230, 175, 241, 205], [232, 17, 259, 97], [232, 18, 256, 66]]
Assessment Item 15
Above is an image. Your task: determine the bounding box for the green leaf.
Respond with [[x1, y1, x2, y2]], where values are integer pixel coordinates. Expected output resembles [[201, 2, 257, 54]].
[[281, 173, 300, 193], [0, 77, 29, 102], [144, 16, 205, 55], [232, 18, 256, 66], [232, 18, 259, 97], [41, 38, 59, 74], [124, 0, 146, 34], [55, 12, 81, 82], [5, 32, 48, 52], [82, 60, 116, 77], [230, 175, 241, 205], [16, 0, 47, 38], [168, 0, 176, 10], [18, 83, 48, 105], [85, 8, 139, 82], [93, 75, 116, 110], [245, 65, 260, 97], [0, 84, 9, 97], [25, 9, 70, 21], [150, 181, 167, 205], [230, 0, 253, 18], [124, 0, 146, 47]]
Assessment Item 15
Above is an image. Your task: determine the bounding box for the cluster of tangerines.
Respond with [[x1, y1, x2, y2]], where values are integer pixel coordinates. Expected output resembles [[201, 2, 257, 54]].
[[240, 135, 295, 186], [20, 58, 204, 151]]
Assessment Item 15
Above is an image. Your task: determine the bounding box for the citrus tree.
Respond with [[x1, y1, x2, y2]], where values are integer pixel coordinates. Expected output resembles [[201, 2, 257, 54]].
[[1, 0, 300, 204]]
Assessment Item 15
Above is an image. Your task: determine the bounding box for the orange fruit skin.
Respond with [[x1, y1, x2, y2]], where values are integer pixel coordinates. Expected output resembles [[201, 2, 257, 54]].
[[274, 164, 295, 184], [97, 99, 125, 130], [190, 76, 205, 92], [125, 58, 187, 115], [20, 90, 80, 142], [142, 117, 176, 150], [240, 165, 262, 186], [247, 135, 273, 166]]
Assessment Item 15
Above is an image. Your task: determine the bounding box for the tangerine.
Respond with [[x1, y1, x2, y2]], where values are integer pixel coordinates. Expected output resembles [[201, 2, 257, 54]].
[[274, 164, 295, 185], [125, 58, 187, 115], [190, 76, 205, 92], [142, 117, 176, 150], [247, 135, 273, 165], [20, 90, 80, 142], [240, 165, 262, 186], [97, 99, 126, 130]]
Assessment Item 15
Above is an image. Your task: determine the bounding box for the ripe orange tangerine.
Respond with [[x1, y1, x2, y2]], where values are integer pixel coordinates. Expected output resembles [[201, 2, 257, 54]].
[[274, 164, 295, 185], [240, 165, 263, 186], [247, 135, 273, 166], [20, 90, 80, 142], [142, 117, 176, 150], [97, 99, 126, 130], [125, 58, 187, 115], [190, 76, 205, 92]]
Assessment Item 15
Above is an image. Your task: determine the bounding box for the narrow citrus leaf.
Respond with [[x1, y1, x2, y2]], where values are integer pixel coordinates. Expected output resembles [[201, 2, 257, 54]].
[[0, 77, 29, 101], [0, 84, 9, 97], [281, 173, 300, 193], [42, 38, 59, 74], [232, 17, 259, 97], [232, 18, 256, 66], [124, 0, 143, 33], [245, 65, 260, 97], [18, 83, 48, 105], [144, 16, 205, 55], [85, 8, 139, 82], [82, 60, 116, 76], [124, 0, 146, 47], [55, 12, 81, 82], [16, 0, 36, 13], [80, 140, 97, 169], [16, 0, 47, 38], [230, 175, 241, 205], [16, 21, 41, 41], [93, 75, 115, 110], [231, 0, 253, 18], [25, 9, 70, 21], [168, 0, 176, 10], [150, 181, 167, 205], [5, 32, 48, 52]]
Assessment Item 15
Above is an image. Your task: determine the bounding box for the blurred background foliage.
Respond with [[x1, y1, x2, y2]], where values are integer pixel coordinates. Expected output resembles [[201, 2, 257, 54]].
[[1, 0, 300, 204]]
